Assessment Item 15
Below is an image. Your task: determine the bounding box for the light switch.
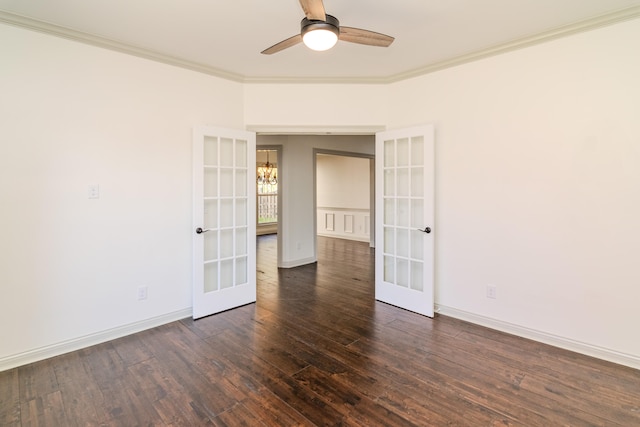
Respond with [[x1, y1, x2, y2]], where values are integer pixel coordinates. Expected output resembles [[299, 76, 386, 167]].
[[88, 184, 100, 199]]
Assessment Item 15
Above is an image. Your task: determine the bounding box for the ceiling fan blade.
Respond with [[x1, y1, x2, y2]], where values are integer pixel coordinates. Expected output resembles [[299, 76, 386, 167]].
[[339, 27, 395, 47], [261, 34, 303, 55], [299, 0, 326, 21]]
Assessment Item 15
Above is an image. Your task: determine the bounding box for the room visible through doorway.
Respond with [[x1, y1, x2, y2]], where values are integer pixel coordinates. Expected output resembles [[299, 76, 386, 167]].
[[257, 149, 278, 236], [315, 151, 375, 247]]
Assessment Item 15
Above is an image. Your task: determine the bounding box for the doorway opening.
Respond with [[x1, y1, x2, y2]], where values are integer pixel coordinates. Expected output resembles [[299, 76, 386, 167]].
[[254, 133, 376, 269], [314, 149, 375, 249]]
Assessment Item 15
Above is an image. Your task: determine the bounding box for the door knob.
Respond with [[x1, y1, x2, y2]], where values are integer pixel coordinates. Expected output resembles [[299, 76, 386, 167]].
[[196, 227, 210, 234], [418, 227, 432, 234]]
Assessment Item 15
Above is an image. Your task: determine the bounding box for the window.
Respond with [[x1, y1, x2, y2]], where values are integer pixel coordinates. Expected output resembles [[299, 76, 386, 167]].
[[257, 150, 278, 224]]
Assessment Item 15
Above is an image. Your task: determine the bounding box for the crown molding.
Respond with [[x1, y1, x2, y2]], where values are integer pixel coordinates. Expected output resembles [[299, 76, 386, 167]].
[[242, 75, 390, 85], [0, 10, 245, 83], [2, 6, 639, 85], [387, 5, 640, 83]]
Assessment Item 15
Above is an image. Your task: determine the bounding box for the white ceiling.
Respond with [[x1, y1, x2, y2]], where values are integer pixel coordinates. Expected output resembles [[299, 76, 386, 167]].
[[2, 0, 640, 83]]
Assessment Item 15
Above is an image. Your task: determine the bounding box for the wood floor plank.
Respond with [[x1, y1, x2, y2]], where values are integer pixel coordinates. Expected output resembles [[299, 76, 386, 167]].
[[80, 341, 166, 425], [0, 369, 21, 426], [212, 402, 267, 427], [137, 325, 241, 421], [442, 335, 639, 423], [50, 351, 90, 387], [239, 388, 316, 427], [53, 351, 104, 426], [434, 327, 640, 424], [344, 338, 519, 426], [518, 372, 640, 426], [111, 333, 154, 367], [20, 391, 67, 427], [208, 330, 346, 426], [126, 358, 214, 426], [17, 359, 58, 402], [57, 382, 103, 427], [79, 342, 126, 386], [293, 364, 428, 427], [253, 305, 506, 425]]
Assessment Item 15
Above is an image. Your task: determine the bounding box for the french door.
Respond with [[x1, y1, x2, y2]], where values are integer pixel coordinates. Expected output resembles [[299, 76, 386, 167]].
[[192, 126, 256, 319], [375, 125, 435, 317]]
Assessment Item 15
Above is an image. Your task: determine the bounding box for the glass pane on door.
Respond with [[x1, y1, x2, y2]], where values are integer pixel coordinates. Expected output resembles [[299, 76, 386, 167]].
[[381, 135, 426, 294]]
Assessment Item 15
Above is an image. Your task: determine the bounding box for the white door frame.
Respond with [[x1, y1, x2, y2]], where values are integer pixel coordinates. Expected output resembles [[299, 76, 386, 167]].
[[250, 125, 384, 268]]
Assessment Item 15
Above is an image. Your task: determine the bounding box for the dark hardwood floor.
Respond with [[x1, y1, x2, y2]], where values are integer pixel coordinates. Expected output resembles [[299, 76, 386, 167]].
[[2, 235, 639, 426]]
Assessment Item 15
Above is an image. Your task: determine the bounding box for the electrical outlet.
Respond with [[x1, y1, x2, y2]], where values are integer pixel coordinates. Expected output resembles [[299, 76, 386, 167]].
[[487, 285, 497, 299], [88, 184, 100, 199], [137, 286, 148, 301]]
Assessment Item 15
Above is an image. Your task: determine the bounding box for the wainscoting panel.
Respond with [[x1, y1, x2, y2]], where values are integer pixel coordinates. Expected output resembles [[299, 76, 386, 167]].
[[318, 207, 370, 242], [325, 213, 335, 231], [344, 215, 354, 233]]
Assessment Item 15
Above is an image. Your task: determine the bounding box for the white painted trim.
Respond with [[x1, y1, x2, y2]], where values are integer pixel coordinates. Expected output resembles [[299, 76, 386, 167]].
[[317, 206, 370, 213], [0, 11, 244, 82], [248, 125, 386, 135], [0, 308, 192, 372], [279, 256, 317, 269], [436, 304, 640, 370], [317, 233, 370, 243], [257, 223, 277, 235], [317, 207, 371, 242], [387, 6, 640, 83], [3, 7, 640, 84]]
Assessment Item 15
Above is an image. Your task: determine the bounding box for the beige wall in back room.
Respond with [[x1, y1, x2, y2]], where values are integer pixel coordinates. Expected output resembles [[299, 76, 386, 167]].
[[316, 154, 370, 210], [316, 154, 372, 242]]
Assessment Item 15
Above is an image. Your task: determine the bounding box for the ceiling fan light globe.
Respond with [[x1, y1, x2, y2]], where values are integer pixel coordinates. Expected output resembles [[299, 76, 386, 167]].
[[303, 29, 338, 51], [300, 15, 340, 52]]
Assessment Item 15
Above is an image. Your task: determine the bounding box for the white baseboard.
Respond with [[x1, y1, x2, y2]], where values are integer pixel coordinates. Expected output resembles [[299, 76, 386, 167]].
[[257, 224, 277, 236], [0, 308, 192, 372], [6, 304, 637, 372], [317, 232, 370, 243], [279, 256, 317, 269], [436, 304, 640, 370]]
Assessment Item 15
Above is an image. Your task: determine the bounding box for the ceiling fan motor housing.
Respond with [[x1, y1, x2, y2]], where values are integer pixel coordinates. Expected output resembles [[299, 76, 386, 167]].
[[300, 14, 340, 37]]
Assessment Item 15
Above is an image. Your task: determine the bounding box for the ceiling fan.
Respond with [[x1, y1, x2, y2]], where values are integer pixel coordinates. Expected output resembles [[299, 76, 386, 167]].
[[261, 0, 394, 54]]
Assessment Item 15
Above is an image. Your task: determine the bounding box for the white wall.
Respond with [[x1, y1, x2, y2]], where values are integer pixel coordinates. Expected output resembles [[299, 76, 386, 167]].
[[0, 23, 244, 368], [244, 83, 388, 130], [257, 136, 374, 267], [387, 18, 640, 363]]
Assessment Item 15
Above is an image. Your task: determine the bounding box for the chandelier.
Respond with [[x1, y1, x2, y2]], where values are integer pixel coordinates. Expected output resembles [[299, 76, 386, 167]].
[[257, 151, 277, 185]]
